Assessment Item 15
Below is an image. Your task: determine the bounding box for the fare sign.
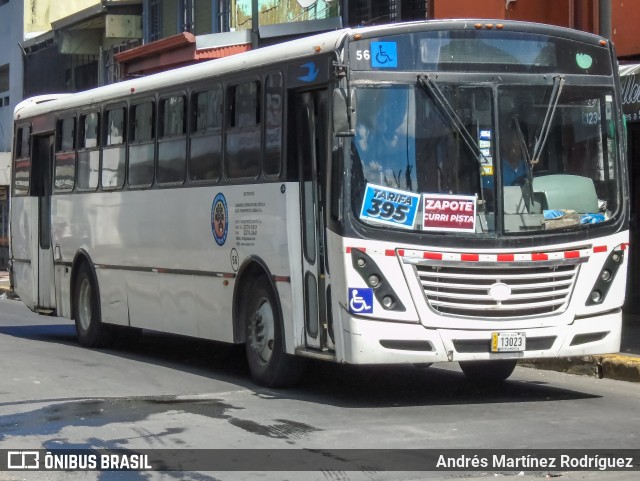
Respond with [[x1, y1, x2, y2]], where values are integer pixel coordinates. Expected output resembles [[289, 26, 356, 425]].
[[423, 193, 476, 232]]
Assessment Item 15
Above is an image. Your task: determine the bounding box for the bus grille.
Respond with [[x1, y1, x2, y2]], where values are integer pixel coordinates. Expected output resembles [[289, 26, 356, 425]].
[[414, 262, 579, 318]]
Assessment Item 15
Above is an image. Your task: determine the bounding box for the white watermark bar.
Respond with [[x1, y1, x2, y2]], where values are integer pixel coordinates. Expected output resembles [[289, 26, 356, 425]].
[[1, 449, 639, 472]]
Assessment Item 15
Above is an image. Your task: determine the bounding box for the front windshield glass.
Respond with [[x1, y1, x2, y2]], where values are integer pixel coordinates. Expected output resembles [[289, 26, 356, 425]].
[[350, 83, 620, 235]]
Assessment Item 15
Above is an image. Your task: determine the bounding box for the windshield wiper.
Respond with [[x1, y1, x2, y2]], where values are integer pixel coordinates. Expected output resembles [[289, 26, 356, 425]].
[[512, 115, 535, 210], [510, 76, 565, 211], [417, 75, 489, 168], [531, 75, 565, 165]]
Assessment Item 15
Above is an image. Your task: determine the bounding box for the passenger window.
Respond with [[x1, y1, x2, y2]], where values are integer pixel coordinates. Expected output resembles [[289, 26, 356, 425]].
[[102, 106, 126, 190], [189, 87, 222, 182], [13, 126, 31, 196], [54, 117, 76, 192], [158, 95, 186, 184], [264, 73, 283, 176], [77, 112, 100, 191], [129, 101, 155, 188], [226, 81, 261, 178]]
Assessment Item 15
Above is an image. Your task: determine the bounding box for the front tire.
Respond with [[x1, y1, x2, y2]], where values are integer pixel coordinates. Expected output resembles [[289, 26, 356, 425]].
[[459, 359, 517, 384], [73, 263, 113, 348], [243, 280, 303, 388]]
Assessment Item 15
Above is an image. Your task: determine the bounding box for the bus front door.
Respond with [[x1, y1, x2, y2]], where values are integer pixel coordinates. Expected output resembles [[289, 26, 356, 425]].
[[295, 90, 333, 353], [31, 134, 56, 311]]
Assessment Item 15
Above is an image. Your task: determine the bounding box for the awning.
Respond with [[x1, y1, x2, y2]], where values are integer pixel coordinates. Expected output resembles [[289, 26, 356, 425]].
[[114, 30, 254, 78]]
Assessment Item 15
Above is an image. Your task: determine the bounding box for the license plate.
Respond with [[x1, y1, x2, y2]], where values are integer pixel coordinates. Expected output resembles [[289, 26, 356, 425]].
[[491, 332, 526, 352]]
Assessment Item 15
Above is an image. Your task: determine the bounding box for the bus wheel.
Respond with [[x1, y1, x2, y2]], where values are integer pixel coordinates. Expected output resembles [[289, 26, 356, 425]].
[[73, 264, 113, 348], [459, 359, 517, 384], [244, 281, 303, 388]]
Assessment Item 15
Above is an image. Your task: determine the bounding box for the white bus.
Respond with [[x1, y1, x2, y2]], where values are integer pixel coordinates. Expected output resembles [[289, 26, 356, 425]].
[[10, 20, 629, 387]]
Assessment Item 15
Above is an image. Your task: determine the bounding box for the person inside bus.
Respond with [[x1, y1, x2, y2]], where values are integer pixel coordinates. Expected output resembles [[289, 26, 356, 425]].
[[482, 127, 528, 191], [501, 130, 529, 186]]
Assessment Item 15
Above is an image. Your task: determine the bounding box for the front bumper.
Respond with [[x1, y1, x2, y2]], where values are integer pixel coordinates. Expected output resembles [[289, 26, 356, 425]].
[[338, 309, 622, 364]]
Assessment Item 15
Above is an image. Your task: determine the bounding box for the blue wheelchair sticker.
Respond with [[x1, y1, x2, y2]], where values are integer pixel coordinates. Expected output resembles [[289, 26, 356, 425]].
[[371, 42, 398, 68], [359, 183, 420, 229], [348, 288, 374, 314]]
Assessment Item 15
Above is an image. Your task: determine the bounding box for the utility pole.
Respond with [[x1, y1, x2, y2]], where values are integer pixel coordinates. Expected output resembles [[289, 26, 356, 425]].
[[252, 0, 259, 48], [599, 0, 612, 39]]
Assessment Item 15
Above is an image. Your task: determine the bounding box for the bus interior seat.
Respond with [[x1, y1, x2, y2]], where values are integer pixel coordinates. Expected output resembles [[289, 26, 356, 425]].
[[503, 186, 541, 214], [532, 174, 599, 213]]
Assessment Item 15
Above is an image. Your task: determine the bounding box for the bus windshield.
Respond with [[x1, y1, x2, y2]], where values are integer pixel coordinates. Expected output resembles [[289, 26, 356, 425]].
[[350, 81, 620, 235]]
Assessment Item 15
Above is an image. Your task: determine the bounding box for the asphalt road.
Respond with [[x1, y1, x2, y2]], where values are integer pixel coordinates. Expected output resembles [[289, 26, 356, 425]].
[[0, 298, 639, 481]]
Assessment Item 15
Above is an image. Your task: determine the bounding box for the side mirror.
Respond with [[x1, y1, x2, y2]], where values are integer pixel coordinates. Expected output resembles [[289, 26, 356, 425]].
[[333, 88, 354, 137]]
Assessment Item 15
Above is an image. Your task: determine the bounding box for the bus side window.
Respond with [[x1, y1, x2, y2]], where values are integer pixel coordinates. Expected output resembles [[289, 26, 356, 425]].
[[54, 117, 76, 193], [264, 73, 283, 177], [13, 126, 31, 196], [102, 106, 126, 190], [189, 87, 222, 182], [128, 100, 156, 188], [226, 80, 261, 179], [158, 95, 186, 185], [77, 112, 100, 191]]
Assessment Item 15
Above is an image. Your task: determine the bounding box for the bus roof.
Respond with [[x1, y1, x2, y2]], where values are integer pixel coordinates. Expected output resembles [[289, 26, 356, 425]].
[[14, 28, 350, 121], [14, 19, 608, 121]]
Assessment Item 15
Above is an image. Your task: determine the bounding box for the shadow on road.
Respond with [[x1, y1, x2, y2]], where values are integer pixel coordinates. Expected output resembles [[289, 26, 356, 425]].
[[0, 322, 600, 409]]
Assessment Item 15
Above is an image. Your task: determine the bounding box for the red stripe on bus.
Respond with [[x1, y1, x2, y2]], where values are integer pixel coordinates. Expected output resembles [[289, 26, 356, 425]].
[[423, 252, 443, 260], [531, 253, 548, 261], [564, 251, 580, 258], [397, 249, 405, 257], [346, 247, 367, 254], [461, 253, 479, 261], [593, 245, 608, 253], [497, 254, 514, 262], [621, 243, 629, 250], [385, 249, 396, 256]]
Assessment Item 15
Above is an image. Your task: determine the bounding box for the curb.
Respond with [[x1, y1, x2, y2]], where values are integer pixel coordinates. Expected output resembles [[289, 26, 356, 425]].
[[520, 354, 640, 383]]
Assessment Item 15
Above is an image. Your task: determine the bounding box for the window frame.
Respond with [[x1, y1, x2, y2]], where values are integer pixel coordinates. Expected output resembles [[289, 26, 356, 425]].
[[188, 84, 224, 184], [225, 78, 262, 180], [101, 103, 128, 191], [76, 110, 101, 192], [263, 71, 284, 178], [53, 115, 77, 193], [127, 98, 157, 189], [157, 92, 188, 186], [12, 123, 32, 197]]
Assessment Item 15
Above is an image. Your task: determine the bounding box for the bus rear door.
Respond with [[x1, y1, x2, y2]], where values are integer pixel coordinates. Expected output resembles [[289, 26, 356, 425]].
[[12, 134, 56, 312]]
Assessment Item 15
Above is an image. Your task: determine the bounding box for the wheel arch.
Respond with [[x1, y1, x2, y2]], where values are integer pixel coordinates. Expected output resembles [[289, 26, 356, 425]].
[[69, 249, 99, 320], [233, 256, 282, 344]]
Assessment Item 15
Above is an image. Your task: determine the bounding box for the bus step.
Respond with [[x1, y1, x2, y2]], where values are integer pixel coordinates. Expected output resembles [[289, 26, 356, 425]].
[[295, 348, 336, 361]]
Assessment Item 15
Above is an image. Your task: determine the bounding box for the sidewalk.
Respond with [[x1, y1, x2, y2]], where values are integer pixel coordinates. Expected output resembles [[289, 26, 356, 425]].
[[0, 268, 637, 381], [524, 316, 640, 383]]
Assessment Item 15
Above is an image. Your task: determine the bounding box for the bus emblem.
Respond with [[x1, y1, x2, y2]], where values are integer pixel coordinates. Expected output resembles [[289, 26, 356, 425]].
[[298, 62, 319, 82], [489, 282, 512, 302], [211, 193, 228, 246]]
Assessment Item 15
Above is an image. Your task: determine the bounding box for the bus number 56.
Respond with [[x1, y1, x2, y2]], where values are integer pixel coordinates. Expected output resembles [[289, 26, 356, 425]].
[[356, 50, 371, 61]]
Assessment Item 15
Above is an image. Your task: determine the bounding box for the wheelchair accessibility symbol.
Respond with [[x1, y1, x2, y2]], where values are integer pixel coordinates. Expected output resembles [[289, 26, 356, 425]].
[[348, 288, 374, 314], [371, 41, 398, 68]]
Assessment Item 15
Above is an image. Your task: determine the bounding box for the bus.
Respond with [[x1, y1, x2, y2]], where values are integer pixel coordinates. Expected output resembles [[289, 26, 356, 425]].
[[10, 19, 629, 387]]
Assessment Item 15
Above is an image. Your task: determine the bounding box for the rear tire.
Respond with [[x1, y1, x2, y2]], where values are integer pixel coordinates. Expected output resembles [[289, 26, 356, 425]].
[[73, 263, 113, 348], [243, 279, 304, 388], [459, 359, 517, 384]]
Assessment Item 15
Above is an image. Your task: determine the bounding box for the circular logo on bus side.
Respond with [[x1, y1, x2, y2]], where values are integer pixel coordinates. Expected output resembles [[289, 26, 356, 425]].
[[211, 193, 228, 246]]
